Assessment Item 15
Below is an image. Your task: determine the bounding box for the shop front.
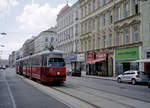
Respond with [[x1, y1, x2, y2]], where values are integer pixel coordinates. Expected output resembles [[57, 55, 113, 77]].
[[86, 51, 108, 76], [115, 46, 139, 76]]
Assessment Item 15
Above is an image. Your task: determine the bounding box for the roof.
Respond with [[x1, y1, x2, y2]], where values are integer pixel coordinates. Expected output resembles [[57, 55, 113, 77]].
[[58, 4, 70, 16]]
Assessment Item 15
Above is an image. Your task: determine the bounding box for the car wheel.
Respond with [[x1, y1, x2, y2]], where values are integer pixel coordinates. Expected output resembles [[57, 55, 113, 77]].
[[131, 79, 136, 85], [117, 78, 121, 83]]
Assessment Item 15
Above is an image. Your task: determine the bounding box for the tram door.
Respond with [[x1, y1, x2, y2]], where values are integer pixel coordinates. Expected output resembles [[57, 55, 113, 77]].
[[145, 63, 150, 78]]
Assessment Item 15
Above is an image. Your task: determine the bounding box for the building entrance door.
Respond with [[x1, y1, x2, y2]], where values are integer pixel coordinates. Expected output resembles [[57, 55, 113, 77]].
[[145, 63, 150, 78], [123, 63, 130, 72]]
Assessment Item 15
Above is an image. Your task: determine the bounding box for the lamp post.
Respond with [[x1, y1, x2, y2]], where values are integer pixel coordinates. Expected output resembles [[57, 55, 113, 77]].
[[0, 32, 7, 35]]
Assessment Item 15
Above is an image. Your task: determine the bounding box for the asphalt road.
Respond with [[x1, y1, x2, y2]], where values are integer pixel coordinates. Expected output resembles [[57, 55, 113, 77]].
[[0, 68, 69, 108], [1, 68, 150, 108], [51, 76, 150, 108]]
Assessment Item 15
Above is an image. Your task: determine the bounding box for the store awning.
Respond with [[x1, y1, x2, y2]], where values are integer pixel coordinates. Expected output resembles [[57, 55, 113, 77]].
[[134, 59, 150, 63]]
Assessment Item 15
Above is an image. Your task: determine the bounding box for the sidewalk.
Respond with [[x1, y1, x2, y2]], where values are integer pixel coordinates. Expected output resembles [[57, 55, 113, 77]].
[[82, 75, 117, 81]]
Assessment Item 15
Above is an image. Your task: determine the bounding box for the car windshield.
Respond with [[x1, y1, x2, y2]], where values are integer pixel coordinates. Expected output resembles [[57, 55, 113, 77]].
[[48, 58, 65, 67], [137, 71, 146, 75]]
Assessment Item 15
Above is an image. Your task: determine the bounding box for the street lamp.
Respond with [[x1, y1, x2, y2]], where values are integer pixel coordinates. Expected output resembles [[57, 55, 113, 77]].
[[0, 45, 5, 47], [0, 32, 7, 35]]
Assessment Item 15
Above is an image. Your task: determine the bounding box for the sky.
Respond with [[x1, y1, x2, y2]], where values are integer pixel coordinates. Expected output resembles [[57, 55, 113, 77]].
[[0, 0, 77, 60]]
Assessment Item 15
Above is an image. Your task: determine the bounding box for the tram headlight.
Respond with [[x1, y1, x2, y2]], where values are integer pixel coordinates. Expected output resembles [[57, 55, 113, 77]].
[[57, 72, 60, 75]]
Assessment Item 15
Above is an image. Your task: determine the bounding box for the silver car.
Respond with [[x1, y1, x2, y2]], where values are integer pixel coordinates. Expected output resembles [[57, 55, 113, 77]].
[[117, 70, 148, 85]]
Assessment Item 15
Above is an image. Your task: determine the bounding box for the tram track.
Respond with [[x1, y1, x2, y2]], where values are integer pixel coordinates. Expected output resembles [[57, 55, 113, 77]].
[[66, 79, 150, 103], [52, 85, 136, 108], [51, 87, 101, 108]]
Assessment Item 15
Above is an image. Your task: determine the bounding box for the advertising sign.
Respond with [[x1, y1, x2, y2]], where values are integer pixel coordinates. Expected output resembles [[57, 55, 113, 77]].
[[94, 52, 107, 63], [115, 46, 139, 60], [77, 54, 85, 61], [86, 53, 94, 64]]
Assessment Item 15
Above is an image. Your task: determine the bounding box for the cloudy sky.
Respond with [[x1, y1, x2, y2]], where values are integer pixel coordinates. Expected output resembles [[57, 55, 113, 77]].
[[0, 0, 77, 59]]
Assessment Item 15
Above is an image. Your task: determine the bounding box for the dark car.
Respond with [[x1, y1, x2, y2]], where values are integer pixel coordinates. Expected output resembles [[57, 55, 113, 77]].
[[148, 80, 150, 88], [71, 69, 81, 76]]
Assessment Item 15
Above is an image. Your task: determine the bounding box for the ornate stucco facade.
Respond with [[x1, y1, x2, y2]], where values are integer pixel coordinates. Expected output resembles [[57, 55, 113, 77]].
[[79, 0, 149, 76]]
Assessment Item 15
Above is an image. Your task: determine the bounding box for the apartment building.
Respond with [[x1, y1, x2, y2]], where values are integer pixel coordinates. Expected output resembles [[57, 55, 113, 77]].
[[34, 27, 56, 54], [79, 0, 149, 76], [56, 1, 83, 72]]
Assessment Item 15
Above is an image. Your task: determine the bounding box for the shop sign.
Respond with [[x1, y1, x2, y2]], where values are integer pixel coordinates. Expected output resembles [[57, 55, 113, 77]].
[[64, 55, 77, 62], [94, 52, 107, 62], [77, 54, 85, 61], [116, 46, 139, 60], [86, 52, 94, 64]]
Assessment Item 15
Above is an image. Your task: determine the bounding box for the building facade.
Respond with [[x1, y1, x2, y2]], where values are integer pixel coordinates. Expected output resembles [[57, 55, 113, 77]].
[[34, 27, 56, 54], [79, 0, 149, 76], [56, 2, 82, 72]]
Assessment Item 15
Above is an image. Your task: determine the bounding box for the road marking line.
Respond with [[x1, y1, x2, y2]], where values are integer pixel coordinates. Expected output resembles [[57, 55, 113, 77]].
[[4, 71, 17, 108]]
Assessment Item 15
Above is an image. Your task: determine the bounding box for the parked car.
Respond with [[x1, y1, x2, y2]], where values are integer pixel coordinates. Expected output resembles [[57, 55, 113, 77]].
[[148, 80, 150, 88], [117, 70, 148, 85], [71, 69, 81, 76]]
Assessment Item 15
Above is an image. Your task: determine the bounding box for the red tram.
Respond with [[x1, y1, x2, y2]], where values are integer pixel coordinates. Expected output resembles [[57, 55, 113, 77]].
[[16, 50, 66, 83]]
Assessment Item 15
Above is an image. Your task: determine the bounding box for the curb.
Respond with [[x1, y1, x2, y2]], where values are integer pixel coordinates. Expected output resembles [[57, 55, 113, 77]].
[[81, 75, 117, 81]]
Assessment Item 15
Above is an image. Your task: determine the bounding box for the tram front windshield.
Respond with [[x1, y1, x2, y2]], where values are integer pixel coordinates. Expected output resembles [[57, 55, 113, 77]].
[[48, 58, 65, 67]]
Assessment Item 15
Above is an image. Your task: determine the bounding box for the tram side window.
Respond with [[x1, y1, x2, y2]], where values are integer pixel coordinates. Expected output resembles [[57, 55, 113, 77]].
[[32, 56, 41, 66]]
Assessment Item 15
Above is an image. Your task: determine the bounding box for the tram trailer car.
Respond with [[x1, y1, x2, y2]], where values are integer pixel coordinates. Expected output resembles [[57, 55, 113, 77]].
[[16, 50, 66, 83]]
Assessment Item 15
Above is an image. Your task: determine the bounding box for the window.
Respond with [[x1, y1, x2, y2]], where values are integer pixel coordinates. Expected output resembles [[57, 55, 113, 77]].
[[125, 3, 129, 17], [134, 0, 138, 14], [88, 3, 91, 13], [85, 41, 87, 51], [85, 6, 87, 16], [104, 14, 106, 26], [124, 30, 129, 44], [110, 10, 113, 24], [93, 19, 95, 30], [104, 0, 106, 5], [109, 34, 112, 47], [149, 0, 150, 8], [147, 52, 150, 58], [98, 16, 101, 30], [116, 32, 120, 46], [104, 36, 106, 48], [133, 26, 139, 43], [93, 39, 95, 50], [88, 21, 91, 32], [117, 7, 121, 21], [93, 0, 95, 11], [45, 37, 48, 42], [98, 38, 101, 48], [89, 40, 91, 50], [149, 23, 150, 40], [98, 0, 101, 7]]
